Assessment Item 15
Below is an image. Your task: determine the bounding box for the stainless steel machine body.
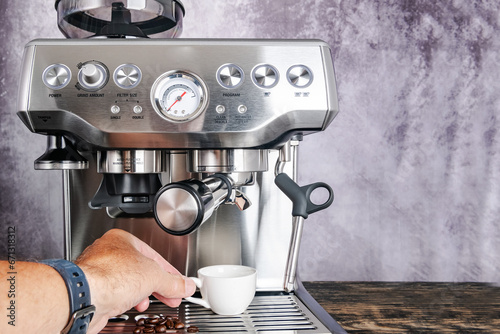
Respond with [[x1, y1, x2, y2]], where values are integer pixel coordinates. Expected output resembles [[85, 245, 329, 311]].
[[17, 39, 344, 333]]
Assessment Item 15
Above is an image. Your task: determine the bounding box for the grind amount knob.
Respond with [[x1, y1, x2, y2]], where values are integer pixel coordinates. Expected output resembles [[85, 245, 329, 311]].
[[78, 61, 108, 91]]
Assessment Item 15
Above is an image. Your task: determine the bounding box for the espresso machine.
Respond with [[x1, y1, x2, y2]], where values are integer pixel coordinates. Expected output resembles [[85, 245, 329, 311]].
[[17, 1, 345, 333]]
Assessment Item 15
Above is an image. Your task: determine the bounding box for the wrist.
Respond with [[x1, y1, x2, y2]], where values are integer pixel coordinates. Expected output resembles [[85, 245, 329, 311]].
[[76, 260, 118, 327], [41, 259, 95, 334]]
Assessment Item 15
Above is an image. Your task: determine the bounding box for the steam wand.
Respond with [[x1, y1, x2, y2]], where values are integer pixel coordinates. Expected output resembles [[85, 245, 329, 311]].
[[275, 142, 334, 291]]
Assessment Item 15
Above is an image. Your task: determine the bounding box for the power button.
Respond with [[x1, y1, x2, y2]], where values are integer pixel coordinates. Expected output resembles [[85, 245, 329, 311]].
[[42, 64, 72, 90]]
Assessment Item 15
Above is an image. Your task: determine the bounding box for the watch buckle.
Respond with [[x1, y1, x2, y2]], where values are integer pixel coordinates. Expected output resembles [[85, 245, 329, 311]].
[[61, 305, 96, 334]]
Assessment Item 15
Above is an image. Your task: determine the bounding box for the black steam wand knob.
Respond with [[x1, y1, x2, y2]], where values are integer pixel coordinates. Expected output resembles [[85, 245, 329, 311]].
[[275, 173, 334, 219], [275, 172, 334, 291]]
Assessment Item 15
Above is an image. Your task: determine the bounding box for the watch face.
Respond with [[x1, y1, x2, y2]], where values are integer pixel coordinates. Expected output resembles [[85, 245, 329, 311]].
[[151, 71, 208, 123]]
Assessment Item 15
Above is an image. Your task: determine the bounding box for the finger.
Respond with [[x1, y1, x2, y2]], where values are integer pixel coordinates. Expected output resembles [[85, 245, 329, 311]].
[[152, 293, 183, 308], [153, 272, 196, 300], [134, 297, 151, 312]]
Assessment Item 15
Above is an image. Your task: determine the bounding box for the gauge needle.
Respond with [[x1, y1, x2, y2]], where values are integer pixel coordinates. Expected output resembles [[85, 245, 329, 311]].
[[167, 91, 187, 111]]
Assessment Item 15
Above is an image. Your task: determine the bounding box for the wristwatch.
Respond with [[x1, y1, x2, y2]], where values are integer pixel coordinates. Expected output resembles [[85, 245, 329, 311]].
[[41, 259, 96, 334]]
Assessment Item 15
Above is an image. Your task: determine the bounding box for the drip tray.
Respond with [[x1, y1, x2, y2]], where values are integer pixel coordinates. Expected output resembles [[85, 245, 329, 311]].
[[101, 294, 331, 333]]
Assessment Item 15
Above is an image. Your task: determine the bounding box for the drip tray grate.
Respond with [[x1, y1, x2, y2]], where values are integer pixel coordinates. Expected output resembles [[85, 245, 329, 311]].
[[101, 294, 331, 333]]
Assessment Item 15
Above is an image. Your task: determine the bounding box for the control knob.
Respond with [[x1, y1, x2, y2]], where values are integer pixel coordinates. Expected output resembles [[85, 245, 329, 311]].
[[78, 61, 109, 91], [217, 64, 244, 89], [252, 64, 279, 88], [114, 64, 142, 89], [287, 65, 313, 88], [42, 64, 71, 90]]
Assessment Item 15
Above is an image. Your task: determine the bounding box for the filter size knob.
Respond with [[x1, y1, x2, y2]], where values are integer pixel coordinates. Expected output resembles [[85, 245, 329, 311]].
[[78, 61, 109, 91], [114, 64, 142, 89]]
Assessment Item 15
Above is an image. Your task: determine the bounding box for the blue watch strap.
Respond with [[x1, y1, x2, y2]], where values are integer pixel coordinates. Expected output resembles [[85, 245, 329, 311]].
[[41, 259, 95, 334]]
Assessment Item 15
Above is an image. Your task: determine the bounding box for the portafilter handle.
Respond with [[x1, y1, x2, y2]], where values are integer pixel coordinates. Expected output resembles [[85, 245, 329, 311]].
[[274, 173, 334, 292], [153, 174, 233, 235]]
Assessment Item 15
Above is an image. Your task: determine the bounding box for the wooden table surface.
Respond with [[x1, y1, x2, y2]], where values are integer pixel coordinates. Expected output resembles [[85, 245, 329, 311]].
[[302, 281, 500, 333]]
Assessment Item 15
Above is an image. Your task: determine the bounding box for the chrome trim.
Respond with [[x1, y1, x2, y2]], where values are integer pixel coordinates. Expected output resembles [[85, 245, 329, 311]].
[[63, 170, 72, 260], [97, 150, 167, 174], [284, 216, 305, 292], [17, 45, 36, 128], [188, 149, 268, 173], [320, 44, 340, 130]]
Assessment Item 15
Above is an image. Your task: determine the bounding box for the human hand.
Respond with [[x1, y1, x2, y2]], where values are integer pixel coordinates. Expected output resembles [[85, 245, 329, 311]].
[[75, 229, 196, 334]]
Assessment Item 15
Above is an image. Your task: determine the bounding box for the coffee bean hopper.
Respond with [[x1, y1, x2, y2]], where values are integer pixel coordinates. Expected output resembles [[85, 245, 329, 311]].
[[17, 1, 346, 333]]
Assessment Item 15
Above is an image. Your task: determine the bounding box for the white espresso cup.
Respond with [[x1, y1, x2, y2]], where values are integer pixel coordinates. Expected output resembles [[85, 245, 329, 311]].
[[185, 265, 257, 315]]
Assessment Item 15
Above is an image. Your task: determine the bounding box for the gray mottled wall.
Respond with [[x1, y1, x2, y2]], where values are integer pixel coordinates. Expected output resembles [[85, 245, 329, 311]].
[[1, 0, 499, 282]]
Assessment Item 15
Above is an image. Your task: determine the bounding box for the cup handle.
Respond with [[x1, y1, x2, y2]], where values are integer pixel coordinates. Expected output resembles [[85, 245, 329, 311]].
[[184, 277, 211, 309]]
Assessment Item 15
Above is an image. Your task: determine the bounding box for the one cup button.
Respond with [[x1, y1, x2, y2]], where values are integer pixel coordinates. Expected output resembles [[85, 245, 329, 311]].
[[110, 105, 120, 114], [252, 64, 279, 89]]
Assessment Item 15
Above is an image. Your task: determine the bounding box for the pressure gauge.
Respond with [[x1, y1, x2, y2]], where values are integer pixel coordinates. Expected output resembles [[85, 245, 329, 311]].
[[151, 71, 208, 122]]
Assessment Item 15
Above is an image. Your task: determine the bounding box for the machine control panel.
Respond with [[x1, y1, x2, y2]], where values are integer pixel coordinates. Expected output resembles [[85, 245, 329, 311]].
[[18, 39, 339, 149], [42, 62, 312, 95]]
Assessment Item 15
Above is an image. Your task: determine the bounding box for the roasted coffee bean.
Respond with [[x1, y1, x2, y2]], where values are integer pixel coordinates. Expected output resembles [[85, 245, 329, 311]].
[[133, 315, 189, 333], [154, 324, 167, 333], [187, 325, 199, 332]]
